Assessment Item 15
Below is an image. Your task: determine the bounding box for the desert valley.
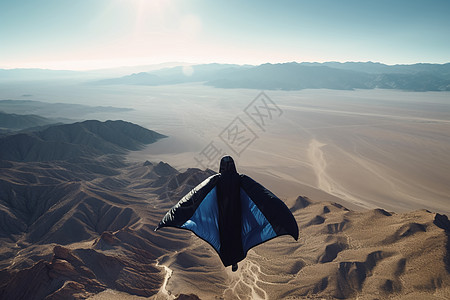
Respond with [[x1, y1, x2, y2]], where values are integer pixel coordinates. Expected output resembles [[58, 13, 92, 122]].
[[1, 63, 450, 299]]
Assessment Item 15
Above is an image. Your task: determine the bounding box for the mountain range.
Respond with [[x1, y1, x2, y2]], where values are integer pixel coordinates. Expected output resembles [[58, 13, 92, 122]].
[[0, 100, 133, 121], [92, 62, 450, 91], [1, 157, 449, 299], [0, 111, 56, 132], [2, 61, 450, 91], [93, 63, 248, 86], [0, 118, 166, 162]]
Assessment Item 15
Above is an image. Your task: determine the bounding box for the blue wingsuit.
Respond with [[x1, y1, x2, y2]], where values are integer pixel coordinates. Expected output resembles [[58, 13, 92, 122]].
[[155, 156, 298, 271]]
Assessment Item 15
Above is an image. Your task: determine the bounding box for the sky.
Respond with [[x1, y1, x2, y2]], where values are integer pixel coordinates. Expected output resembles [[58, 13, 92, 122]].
[[1, 0, 449, 70]]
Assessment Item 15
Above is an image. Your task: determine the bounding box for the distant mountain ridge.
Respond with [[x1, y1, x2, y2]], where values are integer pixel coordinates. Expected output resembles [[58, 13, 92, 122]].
[[0, 100, 133, 120], [2, 62, 450, 91], [0, 120, 166, 162], [301, 61, 450, 75], [206, 62, 450, 91], [207, 63, 373, 90], [93, 62, 450, 91], [0, 68, 80, 81], [0, 111, 56, 131], [94, 63, 248, 85]]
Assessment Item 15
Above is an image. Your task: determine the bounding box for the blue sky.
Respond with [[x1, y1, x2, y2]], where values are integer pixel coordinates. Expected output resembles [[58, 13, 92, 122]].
[[1, 0, 449, 70]]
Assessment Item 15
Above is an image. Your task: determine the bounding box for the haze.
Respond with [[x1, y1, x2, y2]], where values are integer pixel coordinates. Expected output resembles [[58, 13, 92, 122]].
[[1, 0, 450, 70]]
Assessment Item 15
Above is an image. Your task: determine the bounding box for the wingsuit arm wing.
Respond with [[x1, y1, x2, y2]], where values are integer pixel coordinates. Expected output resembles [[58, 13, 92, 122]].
[[155, 174, 222, 253], [239, 174, 299, 253]]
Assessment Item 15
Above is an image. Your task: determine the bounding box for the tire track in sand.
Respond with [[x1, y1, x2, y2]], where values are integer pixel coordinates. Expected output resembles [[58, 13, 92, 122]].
[[307, 139, 373, 209]]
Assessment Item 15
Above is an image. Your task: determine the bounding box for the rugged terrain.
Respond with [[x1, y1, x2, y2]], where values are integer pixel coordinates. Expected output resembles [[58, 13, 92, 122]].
[[0, 158, 213, 299], [0, 118, 449, 299]]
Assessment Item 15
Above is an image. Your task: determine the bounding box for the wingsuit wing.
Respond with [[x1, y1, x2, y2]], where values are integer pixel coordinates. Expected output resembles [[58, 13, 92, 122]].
[[239, 174, 299, 254], [155, 174, 223, 253], [155, 173, 299, 267]]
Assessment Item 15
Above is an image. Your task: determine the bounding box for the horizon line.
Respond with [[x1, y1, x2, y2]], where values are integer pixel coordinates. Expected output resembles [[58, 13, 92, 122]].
[[2, 60, 450, 72]]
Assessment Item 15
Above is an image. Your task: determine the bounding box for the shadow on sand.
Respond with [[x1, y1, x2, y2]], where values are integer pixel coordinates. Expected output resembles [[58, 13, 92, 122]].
[[434, 213, 450, 273]]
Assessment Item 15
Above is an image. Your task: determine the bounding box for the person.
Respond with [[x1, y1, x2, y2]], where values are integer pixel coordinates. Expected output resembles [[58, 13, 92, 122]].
[[155, 156, 298, 271]]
